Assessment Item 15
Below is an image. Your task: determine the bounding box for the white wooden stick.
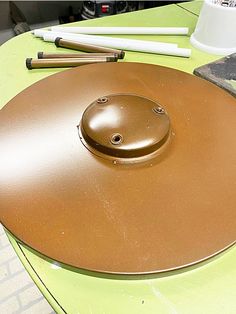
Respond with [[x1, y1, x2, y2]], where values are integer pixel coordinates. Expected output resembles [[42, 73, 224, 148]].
[[33, 29, 48, 37], [42, 31, 191, 58], [50, 26, 189, 35], [33, 30, 178, 48]]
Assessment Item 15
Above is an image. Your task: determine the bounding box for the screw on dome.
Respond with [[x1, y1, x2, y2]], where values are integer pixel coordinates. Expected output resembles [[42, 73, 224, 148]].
[[110, 133, 123, 145], [97, 97, 108, 104]]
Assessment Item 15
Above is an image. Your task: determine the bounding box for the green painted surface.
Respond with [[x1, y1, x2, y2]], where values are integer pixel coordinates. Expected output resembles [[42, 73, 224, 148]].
[[227, 79, 236, 90], [2, 1, 236, 313], [177, 0, 204, 15], [7, 236, 236, 314]]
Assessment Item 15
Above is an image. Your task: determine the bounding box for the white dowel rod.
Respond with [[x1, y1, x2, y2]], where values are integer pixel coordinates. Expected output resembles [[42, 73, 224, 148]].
[[34, 30, 178, 48], [50, 26, 189, 35], [33, 29, 49, 37], [43, 32, 191, 58]]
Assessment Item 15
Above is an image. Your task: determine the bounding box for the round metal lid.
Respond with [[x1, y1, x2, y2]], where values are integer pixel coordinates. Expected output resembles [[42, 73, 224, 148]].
[[79, 94, 170, 161], [0, 62, 236, 274]]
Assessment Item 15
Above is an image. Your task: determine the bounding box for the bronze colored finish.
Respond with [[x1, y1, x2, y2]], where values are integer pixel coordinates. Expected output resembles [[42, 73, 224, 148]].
[[79, 94, 171, 161], [1, 62, 236, 274], [26, 57, 116, 69], [55, 37, 125, 59], [38, 52, 119, 60]]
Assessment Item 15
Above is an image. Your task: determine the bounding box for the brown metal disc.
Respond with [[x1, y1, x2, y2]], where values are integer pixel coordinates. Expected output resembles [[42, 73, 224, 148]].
[[0, 62, 236, 274]]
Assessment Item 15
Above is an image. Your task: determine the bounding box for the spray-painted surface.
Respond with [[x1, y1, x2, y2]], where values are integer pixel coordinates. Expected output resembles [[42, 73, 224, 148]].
[[1, 1, 236, 313]]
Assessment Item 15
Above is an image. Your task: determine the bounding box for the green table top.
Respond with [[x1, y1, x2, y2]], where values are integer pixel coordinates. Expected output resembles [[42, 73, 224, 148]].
[[1, 2, 236, 313]]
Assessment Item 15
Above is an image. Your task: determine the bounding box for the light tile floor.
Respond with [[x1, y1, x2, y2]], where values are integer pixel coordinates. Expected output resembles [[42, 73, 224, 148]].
[[0, 224, 55, 314]]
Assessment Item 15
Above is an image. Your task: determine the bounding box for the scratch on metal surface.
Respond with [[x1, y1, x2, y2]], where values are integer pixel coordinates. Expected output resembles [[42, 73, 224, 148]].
[[90, 177, 128, 239]]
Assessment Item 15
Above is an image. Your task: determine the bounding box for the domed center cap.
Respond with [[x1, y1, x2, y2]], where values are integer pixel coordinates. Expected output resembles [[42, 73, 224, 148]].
[[79, 94, 170, 161]]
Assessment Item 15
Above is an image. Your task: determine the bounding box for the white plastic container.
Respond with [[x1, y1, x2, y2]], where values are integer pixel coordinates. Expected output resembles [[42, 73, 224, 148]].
[[190, 0, 236, 55]]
